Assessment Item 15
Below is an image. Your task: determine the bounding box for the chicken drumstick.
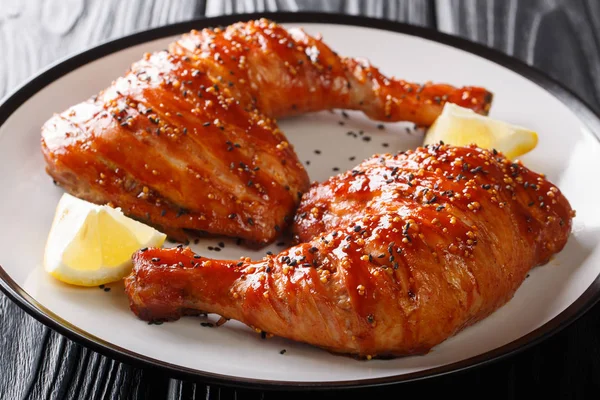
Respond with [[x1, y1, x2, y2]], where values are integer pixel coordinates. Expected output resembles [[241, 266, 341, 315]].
[[125, 144, 573, 358], [42, 19, 492, 245]]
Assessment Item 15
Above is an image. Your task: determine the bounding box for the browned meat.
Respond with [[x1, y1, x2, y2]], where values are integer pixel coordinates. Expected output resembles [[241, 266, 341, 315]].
[[125, 144, 573, 358], [41, 19, 493, 245]]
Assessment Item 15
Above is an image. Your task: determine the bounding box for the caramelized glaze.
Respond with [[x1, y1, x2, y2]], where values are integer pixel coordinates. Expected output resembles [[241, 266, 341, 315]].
[[125, 144, 573, 358], [42, 19, 492, 245]]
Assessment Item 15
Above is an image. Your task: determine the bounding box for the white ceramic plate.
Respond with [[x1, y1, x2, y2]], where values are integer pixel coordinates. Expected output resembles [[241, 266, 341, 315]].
[[1, 13, 600, 389]]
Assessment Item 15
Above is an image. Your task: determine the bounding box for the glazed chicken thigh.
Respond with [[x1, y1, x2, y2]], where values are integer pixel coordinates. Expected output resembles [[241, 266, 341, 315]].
[[125, 144, 573, 357], [42, 19, 492, 245]]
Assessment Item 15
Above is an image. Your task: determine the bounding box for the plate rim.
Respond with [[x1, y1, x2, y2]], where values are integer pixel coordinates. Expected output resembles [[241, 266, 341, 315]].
[[1, 11, 600, 391]]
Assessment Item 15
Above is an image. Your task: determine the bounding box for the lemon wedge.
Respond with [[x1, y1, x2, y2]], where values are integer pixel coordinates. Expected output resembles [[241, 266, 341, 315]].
[[423, 103, 538, 159], [44, 193, 166, 286]]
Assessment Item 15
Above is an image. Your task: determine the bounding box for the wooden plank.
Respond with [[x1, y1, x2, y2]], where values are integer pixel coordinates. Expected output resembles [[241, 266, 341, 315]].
[[435, 0, 600, 110], [204, 0, 434, 25]]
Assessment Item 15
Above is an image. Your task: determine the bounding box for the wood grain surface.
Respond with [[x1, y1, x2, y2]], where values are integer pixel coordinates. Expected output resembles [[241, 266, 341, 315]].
[[1, 1, 599, 399]]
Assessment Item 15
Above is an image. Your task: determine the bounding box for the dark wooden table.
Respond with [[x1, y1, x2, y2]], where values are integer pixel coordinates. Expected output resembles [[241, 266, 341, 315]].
[[1, 1, 600, 398]]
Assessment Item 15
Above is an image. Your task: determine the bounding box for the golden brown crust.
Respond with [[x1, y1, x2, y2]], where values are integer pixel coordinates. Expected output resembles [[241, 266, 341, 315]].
[[125, 144, 573, 358], [41, 18, 493, 245]]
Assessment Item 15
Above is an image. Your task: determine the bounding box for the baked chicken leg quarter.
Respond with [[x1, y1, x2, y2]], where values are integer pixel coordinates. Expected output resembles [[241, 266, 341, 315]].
[[125, 144, 574, 357], [42, 19, 492, 245]]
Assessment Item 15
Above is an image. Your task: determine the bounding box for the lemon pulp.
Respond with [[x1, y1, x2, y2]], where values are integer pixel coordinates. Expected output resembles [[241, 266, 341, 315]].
[[44, 193, 166, 286], [423, 103, 538, 159]]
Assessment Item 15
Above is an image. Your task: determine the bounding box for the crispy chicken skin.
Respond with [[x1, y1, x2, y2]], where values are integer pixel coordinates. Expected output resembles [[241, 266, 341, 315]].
[[125, 144, 573, 358], [42, 19, 492, 245]]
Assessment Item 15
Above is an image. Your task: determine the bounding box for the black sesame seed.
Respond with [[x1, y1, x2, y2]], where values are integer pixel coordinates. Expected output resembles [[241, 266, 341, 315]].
[[426, 195, 438, 205], [482, 184, 491, 190], [203, 122, 211, 127], [382, 143, 389, 148], [193, 254, 201, 259], [354, 225, 362, 232], [214, 247, 221, 252], [151, 257, 160, 262], [377, 124, 385, 130], [218, 242, 225, 248], [349, 156, 356, 161], [247, 218, 255, 226], [228, 213, 237, 219], [362, 136, 371, 142], [99, 284, 105, 289], [280, 349, 287, 355], [237, 262, 244, 267], [140, 247, 148, 252], [314, 150, 321, 155]]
